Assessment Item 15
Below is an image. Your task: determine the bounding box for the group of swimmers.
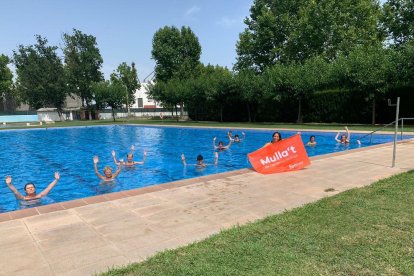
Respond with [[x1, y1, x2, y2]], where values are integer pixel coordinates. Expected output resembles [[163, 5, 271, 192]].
[[4, 127, 359, 201]]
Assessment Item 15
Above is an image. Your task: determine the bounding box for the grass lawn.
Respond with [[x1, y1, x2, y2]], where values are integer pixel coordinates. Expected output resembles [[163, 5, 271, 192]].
[[2, 118, 414, 133], [102, 170, 414, 275]]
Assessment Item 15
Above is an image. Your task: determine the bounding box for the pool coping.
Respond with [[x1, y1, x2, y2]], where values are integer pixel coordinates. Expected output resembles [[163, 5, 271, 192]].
[[1, 138, 411, 223]]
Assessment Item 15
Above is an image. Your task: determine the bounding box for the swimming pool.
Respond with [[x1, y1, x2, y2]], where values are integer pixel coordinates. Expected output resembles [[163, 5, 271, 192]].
[[0, 125, 411, 213]]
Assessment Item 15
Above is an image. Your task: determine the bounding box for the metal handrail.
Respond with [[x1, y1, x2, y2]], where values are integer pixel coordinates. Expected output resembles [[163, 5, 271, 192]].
[[357, 120, 398, 143], [357, 117, 414, 143]]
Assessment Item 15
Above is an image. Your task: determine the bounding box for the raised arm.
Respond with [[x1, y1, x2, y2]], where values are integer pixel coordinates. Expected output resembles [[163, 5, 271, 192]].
[[37, 172, 59, 198], [335, 132, 341, 143], [213, 137, 217, 149], [228, 131, 234, 141], [224, 139, 232, 149], [112, 160, 124, 178], [129, 145, 135, 155], [112, 150, 121, 166], [93, 156, 106, 181], [134, 149, 146, 165], [214, 152, 219, 165], [241, 132, 246, 141], [345, 126, 350, 142], [5, 176, 25, 200], [181, 153, 187, 166]]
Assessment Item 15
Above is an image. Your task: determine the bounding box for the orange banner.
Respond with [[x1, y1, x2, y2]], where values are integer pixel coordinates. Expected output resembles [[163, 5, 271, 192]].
[[248, 134, 310, 174]]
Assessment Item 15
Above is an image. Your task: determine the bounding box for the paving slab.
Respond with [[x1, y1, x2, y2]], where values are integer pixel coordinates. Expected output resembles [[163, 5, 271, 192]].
[[0, 140, 413, 275]]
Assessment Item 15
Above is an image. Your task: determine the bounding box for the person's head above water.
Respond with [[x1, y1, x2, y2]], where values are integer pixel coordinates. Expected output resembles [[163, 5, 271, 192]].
[[310, 135, 315, 142], [126, 153, 134, 162], [196, 154, 204, 164], [24, 182, 36, 196], [103, 166, 113, 178], [272, 132, 282, 143]]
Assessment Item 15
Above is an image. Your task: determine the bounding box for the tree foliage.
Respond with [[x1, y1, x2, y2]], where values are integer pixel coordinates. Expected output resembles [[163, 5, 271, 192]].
[[382, 0, 414, 45], [235, 0, 383, 71], [63, 29, 103, 108], [335, 44, 397, 124], [152, 26, 202, 82], [93, 81, 126, 121], [110, 62, 140, 107], [13, 36, 67, 112], [0, 54, 14, 110]]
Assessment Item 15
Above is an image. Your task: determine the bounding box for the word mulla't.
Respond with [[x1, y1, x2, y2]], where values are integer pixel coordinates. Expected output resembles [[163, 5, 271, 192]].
[[259, 146, 297, 166]]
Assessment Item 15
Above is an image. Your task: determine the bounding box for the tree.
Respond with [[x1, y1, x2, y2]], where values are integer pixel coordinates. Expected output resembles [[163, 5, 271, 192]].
[[337, 44, 396, 124], [382, 0, 414, 45], [152, 26, 202, 82], [235, 69, 266, 122], [110, 62, 140, 115], [93, 81, 126, 121], [265, 56, 331, 123], [63, 29, 103, 117], [204, 65, 235, 122], [235, 0, 383, 71], [13, 36, 67, 113], [0, 54, 14, 111], [151, 26, 202, 117]]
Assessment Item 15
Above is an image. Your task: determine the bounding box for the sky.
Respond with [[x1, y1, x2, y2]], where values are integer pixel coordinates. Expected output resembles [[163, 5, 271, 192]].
[[0, 0, 253, 82]]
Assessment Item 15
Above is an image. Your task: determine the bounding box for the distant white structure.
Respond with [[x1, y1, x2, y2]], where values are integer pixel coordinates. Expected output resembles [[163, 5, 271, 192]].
[[131, 83, 162, 109]]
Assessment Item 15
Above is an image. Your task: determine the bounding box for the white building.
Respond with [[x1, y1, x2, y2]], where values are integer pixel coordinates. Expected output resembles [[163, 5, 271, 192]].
[[131, 83, 162, 109]]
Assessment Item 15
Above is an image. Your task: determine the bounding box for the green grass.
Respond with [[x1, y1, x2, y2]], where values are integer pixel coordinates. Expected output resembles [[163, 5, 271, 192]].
[[2, 118, 414, 133], [102, 171, 414, 275]]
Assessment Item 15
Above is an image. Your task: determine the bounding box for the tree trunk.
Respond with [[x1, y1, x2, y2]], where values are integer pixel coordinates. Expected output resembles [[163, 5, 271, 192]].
[[111, 107, 116, 122], [371, 96, 376, 125], [220, 105, 223, 122], [296, 98, 303, 123], [180, 102, 184, 118], [175, 105, 178, 122], [246, 103, 251, 123]]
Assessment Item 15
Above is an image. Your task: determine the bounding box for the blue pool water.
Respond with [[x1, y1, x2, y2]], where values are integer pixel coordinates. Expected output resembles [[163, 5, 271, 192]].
[[0, 125, 411, 213]]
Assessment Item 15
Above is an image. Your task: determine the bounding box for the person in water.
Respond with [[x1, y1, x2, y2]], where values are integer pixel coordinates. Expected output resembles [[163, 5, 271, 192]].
[[112, 145, 146, 167], [213, 137, 232, 150], [181, 152, 219, 168], [263, 131, 282, 147], [307, 135, 317, 146], [5, 172, 60, 201], [228, 131, 246, 142], [93, 156, 123, 181], [335, 126, 351, 144]]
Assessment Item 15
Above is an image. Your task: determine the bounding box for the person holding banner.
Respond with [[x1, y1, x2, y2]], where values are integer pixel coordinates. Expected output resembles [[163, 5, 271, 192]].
[[213, 137, 232, 151], [181, 152, 219, 168], [263, 131, 282, 147]]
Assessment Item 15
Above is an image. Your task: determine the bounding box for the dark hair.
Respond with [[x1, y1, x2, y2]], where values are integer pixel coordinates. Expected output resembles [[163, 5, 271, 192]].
[[197, 154, 203, 161], [235, 134, 239, 138], [127, 153, 133, 158], [310, 135, 315, 140], [24, 182, 35, 190], [272, 132, 282, 140]]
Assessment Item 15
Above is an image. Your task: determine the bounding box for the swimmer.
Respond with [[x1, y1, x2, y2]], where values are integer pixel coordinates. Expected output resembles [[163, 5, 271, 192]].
[[93, 156, 123, 181], [213, 137, 232, 150], [335, 126, 350, 144], [307, 135, 317, 146], [112, 145, 146, 167], [228, 131, 246, 142], [181, 152, 219, 168], [264, 131, 282, 147], [5, 172, 60, 201]]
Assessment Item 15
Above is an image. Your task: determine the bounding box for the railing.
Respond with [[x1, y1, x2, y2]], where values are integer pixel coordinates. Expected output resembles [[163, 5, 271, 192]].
[[357, 118, 414, 143], [356, 117, 414, 167]]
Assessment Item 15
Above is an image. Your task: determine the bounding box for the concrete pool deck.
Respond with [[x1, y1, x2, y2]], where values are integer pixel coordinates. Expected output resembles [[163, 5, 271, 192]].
[[0, 140, 413, 275]]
